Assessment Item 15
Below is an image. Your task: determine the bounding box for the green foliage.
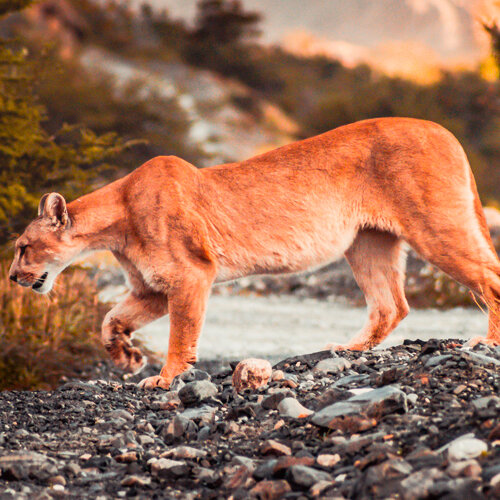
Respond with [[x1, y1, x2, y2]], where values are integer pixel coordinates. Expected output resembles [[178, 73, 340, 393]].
[[0, 9, 136, 243], [191, 0, 261, 45], [0, 1, 204, 243], [0, 260, 108, 390]]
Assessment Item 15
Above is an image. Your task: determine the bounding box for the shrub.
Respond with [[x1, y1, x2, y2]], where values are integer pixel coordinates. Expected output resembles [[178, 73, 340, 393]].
[[0, 259, 109, 390]]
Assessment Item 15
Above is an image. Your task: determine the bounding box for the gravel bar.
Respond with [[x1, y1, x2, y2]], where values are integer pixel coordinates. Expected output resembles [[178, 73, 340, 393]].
[[0, 339, 499, 499]]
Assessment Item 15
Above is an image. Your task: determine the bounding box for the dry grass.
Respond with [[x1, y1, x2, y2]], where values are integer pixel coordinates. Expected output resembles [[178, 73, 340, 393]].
[[0, 260, 109, 391]]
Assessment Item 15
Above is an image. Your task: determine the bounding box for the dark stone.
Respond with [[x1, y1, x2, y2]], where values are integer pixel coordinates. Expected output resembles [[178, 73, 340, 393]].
[[178, 381, 218, 406], [286, 465, 331, 488]]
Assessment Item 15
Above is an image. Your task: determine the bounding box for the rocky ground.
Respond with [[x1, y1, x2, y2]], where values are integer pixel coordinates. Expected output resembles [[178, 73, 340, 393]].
[[0, 339, 499, 499]]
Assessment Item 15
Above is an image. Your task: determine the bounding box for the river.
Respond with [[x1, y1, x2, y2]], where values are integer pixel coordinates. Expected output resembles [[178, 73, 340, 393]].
[[135, 294, 488, 362]]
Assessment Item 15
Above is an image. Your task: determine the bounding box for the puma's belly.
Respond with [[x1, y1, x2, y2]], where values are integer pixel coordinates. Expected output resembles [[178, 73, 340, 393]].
[[214, 223, 357, 283]]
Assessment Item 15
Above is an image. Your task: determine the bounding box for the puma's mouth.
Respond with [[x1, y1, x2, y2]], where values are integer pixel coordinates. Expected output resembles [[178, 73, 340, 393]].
[[32, 272, 48, 290]]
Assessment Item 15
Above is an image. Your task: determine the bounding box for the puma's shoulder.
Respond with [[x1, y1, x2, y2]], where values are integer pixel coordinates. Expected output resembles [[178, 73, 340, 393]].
[[123, 156, 200, 198], [132, 155, 198, 181]]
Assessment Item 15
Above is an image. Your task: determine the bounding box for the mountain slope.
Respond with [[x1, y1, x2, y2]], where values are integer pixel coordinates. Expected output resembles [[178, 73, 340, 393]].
[[144, 0, 485, 63]]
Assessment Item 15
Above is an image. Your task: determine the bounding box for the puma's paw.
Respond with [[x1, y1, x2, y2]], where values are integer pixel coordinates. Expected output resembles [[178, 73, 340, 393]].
[[464, 336, 500, 348], [160, 361, 193, 382], [138, 375, 170, 390]]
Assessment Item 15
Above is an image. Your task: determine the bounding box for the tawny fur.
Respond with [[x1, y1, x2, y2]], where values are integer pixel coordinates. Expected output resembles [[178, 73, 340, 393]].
[[9, 118, 500, 389]]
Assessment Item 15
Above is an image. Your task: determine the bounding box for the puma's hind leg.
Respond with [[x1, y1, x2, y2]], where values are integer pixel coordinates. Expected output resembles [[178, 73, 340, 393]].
[[325, 229, 409, 351], [403, 217, 500, 347]]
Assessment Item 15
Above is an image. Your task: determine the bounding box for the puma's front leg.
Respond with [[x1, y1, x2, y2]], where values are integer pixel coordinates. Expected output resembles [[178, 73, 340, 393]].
[[102, 292, 168, 373], [139, 272, 213, 390]]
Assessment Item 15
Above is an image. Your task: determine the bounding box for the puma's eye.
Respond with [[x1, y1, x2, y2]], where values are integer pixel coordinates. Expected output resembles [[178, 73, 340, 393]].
[[19, 245, 27, 258]]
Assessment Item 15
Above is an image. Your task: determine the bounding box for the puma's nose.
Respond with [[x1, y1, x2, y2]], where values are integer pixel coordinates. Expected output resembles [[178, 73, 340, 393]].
[[9, 274, 17, 282]]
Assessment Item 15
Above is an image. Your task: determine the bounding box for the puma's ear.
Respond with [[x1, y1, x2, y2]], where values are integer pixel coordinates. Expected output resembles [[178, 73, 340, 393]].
[[38, 192, 69, 227]]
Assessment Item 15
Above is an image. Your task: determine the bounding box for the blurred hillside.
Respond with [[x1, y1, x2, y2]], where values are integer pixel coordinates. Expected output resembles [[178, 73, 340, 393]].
[[0, 0, 499, 241], [143, 0, 491, 64]]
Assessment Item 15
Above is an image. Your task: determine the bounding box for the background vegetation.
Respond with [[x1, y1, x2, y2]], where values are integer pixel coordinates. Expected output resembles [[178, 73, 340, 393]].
[[40, 0, 498, 204], [0, 0, 498, 389], [0, 260, 108, 390]]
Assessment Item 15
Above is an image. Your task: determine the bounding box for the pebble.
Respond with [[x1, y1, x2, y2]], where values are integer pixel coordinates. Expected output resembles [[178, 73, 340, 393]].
[[465, 352, 500, 367], [277, 398, 314, 418], [250, 479, 291, 499], [148, 458, 189, 478], [106, 409, 134, 422], [448, 437, 488, 462], [114, 452, 137, 463], [260, 440, 292, 457], [262, 389, 295, 410], [180, 405, 217, 424], [471, 395, 500, 410], [232, 358, 272, 392], [178, 380, 218, 406], [311, 385, 406, 429], [287, 465, 332, 488], [316, 454, 341, 467], [161, 446, 207, 460], [447, 459, 482, 478], [312, 357, 351, 375], [121, 475, 151, 487]]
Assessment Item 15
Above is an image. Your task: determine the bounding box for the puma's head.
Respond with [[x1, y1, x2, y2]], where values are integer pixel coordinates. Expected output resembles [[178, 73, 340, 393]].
[[9, 193, 79, 294]]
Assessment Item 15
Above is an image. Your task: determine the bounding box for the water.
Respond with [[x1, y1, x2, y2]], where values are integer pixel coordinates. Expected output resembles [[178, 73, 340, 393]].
[[135, 294, 488, 362]]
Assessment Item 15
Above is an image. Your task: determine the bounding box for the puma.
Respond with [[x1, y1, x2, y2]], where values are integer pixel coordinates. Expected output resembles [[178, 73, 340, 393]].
[[9, 117, 500, 389]]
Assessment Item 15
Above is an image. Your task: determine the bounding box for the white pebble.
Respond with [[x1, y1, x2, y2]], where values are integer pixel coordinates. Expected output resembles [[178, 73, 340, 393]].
[[448, 437, 487, 462]]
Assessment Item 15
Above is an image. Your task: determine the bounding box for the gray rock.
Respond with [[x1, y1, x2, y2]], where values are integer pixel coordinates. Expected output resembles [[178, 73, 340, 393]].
[[193, 466, 219, 485], [332, 374, 370, 388], [169, 369, 211, 393], [160, 415, 198, 442], [179, 380, 218, 406], [181, 405, 217, 424], [148, 458, 189, 478], [277, 398, 314, 418], [97, 434, 125, 451], [287, 465, 332, 488], [348, 385, 408, 415], [311, 401, 362, 428], [0, 452, 57, 481], [169, 377, 186, 392], [232, 455, 256, 471], [465, 352, 500, 367], [471, 396, 500, 411], [137, 434, 155, 446], [407, 393, 418, 406], [197, 426, 211, 441], [106, 409, 134, 422], [313, 357, 351, 375], [312, 385, 407, 428], [180, 368, 211, 382], [63, 462, 81, 477], [399, 468, 444, 500], [57, 381, 101, 392], [425, 354, 453, 367], [253, 459, 278, 480]]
